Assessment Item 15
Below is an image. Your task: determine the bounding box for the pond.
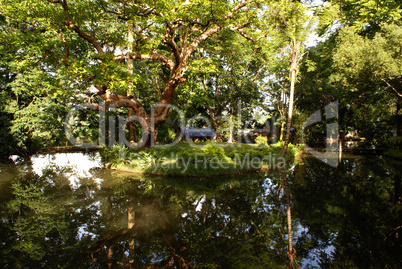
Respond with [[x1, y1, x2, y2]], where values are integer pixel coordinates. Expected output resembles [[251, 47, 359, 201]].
[[0, 152, 401, 268]]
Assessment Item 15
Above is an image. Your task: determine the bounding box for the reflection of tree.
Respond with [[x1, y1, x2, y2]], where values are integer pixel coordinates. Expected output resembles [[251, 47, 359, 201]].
[[127, 183, 136, 267], [3, 154, 399, 268], [281, 171, 296, 268], [291, 156, 402, 268], [88, 174, 290, 268], [1, 159, 293, 268], [0, 159, 100, 267]]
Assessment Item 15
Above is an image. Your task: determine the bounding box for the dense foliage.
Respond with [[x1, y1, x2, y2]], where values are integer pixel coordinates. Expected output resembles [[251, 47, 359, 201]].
[[0, 0, 401, 155]]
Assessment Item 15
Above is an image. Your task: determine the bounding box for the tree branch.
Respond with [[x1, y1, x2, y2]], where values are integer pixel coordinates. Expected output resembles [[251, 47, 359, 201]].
[[50, 22, 70, 66], [113, 53, 174, 72], [185, 1, 251, 59], [163, 24, 181, 67], [53, 0, 105, 54], [186, 25, 221, 59], [229, 25, 270, 43], [381, 78, 402, 98]]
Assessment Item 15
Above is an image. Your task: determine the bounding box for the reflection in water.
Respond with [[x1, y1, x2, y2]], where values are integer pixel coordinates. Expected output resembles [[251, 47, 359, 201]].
[[0, 153, 401, 268], [281, 171, 296, 269]]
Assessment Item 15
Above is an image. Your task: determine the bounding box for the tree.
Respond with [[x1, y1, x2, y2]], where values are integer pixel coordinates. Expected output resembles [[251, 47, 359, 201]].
[[334, 23, 402, 137], [327, 0, 401, 34], [180, 30, 269, 142], [0, 0, 270, 149], [297, 2, 402, 147], [262, 0, 314, 156]]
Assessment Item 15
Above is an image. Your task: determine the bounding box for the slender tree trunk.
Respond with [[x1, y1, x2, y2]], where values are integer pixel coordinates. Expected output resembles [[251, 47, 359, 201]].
[[228, 114, 234, 143], [279, 68, 296, 157], [280, 43, 299, 157], [280, 121, 286, 142], [127, 30, 137, 143], [279, 91, 287, 142]]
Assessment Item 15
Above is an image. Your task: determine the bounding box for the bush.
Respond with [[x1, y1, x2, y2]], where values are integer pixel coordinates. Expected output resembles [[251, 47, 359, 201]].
[[203, 143, 226, 158], [255, 135, 268, 145]]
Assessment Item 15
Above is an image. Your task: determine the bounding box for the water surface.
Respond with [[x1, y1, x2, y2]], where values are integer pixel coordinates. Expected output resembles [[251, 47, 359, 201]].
[[0, 152, 400, 268]]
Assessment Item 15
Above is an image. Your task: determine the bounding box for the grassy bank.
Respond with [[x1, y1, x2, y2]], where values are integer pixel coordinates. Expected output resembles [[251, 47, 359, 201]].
[[100, 142, 304, 177]]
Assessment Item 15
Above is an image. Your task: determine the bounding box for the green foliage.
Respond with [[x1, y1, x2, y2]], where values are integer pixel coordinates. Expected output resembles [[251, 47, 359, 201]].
[[328, 0, 402, 32], [65, 107, 99, 144], [202, 143, 226, 158], [332, 23, 402, 143], [99, 142, 304, 177], [255, 135, 268, 145], [0, 92, 18, 156], [334, 23, 402, 85], [1, 0, 399, 156], [11, 97, 68, 149], [100, 144, 124, 165], [298, 21, 402, 147]]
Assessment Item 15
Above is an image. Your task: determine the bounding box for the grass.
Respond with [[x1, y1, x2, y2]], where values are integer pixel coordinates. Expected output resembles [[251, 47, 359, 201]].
[[100, 142, 304, 178]]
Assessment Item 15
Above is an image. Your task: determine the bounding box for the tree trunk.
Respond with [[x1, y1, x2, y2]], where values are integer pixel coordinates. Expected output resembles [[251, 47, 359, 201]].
[[279, 67, 296, 157], [140, 122, 159, 149], [128, 108, 137, 143], [127, 30, 137, 144], [280, 42, 299, 157], [280, 121, 285, 142], [228, 114, 234, 143]]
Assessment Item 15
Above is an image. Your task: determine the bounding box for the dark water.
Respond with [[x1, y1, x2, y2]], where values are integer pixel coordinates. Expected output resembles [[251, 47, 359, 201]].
[[0, 152, 401, 268]]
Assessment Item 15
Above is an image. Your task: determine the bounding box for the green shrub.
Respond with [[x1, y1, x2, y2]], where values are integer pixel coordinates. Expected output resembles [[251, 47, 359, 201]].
[[100, 144, 123, 165], [255, 135, 268, 145], [203, 143, 226, 158]]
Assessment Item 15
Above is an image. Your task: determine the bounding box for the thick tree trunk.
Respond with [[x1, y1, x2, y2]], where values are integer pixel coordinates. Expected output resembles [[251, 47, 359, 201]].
[[206, 107, 221, 142], [140, 122, 160, 149], [98, 70, 182, 149], [128, 108, 137, 143]]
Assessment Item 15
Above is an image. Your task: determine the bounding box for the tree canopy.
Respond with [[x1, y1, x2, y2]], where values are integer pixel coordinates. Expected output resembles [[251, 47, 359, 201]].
[[0, 0, 401, 154]]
